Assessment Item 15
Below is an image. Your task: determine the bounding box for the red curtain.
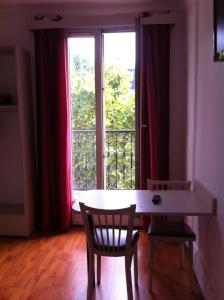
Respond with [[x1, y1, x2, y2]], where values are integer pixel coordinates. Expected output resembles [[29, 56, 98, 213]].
[[35, 29, 72, 231], [139, 25, 170, 189]]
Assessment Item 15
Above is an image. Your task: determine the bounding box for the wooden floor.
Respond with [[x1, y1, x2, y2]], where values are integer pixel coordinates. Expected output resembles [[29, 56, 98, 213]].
[[0, 228, 203, 300]]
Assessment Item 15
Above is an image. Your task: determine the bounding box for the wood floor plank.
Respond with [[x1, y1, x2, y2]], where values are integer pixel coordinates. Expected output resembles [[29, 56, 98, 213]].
[[0, 228, 203, 300]]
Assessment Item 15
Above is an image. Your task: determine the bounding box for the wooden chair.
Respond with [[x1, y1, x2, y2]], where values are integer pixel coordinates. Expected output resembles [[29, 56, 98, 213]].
[[79, 202, 140, 300], [147, 179, 196, 292]]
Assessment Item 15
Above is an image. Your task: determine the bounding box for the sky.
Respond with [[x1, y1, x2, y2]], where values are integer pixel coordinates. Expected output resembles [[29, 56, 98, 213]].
[[68, 32, 136, 69], [103, 32, 136, 69]]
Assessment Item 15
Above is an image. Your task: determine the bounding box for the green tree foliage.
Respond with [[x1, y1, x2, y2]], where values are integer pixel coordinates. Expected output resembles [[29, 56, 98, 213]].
[[70, 55, 95, 130], [70, 54, 135, 189], [104, 66, 135, 130]]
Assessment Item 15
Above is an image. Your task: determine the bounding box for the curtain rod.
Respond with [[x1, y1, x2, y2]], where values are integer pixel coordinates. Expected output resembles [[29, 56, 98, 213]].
[[27, 11, 179, 30], [27, 13, 136, 30]]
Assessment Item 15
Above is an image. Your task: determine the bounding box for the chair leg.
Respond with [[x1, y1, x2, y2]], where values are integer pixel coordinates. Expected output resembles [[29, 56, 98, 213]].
[[87, 252, 95, 300], [148, 239, 156, 292], [179, 242, 185, 269], [97, 254, 101, 284], [189, 241, 194, 291], [134, 244, 138, 286], [86, 243, 95, 285], [125, 255, 133, 300]]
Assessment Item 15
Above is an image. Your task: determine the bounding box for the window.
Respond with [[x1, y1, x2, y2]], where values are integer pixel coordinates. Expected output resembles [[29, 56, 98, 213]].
[[68, 30, 135, 191]]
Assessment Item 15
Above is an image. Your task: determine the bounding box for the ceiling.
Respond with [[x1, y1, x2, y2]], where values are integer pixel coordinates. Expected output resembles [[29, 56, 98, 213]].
[[0, 0, 151, 4], [0, 0, 185, 13]]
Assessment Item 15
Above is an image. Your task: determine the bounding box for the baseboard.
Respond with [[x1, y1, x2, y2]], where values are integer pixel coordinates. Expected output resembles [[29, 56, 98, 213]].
[[193, 243, 219, 300], [193, 270, 205, 300], [72, 211, 83, 225]]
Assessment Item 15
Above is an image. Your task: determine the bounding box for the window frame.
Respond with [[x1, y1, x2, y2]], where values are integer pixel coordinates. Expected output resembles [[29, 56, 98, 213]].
[[67, 26, 137, 190]]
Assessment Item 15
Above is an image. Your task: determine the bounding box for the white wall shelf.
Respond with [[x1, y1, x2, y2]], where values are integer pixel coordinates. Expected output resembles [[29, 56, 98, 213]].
[[0, 46, 35, 237], [0, 105, 18, 112]]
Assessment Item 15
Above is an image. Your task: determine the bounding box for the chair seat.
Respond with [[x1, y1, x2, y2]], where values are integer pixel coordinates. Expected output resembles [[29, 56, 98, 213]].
[[148, 221, 196, 239], [94, 228, 140, 251]]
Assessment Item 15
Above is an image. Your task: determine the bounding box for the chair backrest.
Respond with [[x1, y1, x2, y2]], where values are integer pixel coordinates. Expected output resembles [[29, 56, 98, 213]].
[[79, 202, 136, 254], [147, 179, 191, 222], [147, 179, 191, 191]]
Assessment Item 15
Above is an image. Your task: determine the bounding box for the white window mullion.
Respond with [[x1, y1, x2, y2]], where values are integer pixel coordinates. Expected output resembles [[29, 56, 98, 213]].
[[95, 30, 105, 189]]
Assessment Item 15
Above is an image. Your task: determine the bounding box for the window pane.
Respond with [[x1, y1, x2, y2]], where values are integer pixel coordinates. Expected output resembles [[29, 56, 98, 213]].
[[103, 32, 136, 189], [68, 37, 96, 190]]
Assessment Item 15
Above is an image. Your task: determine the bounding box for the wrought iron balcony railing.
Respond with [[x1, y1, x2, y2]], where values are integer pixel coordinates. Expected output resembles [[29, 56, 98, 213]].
[[72, 129, 135, 190]]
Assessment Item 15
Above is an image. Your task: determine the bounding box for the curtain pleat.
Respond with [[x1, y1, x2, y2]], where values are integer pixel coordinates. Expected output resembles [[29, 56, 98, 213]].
[[139, 24, 170, 189], [35, 29, 72, 231]]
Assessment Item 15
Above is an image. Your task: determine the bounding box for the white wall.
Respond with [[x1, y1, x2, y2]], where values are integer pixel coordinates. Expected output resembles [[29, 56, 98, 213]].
[[0, 1, 188, 182], [186, 0, 224, 299], [169, 11, 188, 179], [0, 13, 33, 50]]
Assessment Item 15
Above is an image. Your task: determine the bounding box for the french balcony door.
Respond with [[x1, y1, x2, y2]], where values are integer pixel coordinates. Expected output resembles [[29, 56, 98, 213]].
[[68, 30, 135, 191]]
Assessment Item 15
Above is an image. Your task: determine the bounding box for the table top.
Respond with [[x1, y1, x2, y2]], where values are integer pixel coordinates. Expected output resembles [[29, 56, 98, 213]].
[[72, 189, 216, 216]]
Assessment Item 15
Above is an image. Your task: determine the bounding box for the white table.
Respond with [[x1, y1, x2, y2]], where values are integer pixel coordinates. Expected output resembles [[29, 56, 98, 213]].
[[72, 188, 216, 286], [72, 189, 216, 217]]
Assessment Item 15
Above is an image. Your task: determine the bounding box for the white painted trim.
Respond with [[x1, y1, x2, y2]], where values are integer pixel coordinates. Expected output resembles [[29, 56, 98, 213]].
[[190, 0, 199, 188], [140, 11, 177, 25], [95, 30, 105, 189], [27, 14, 136, 30], [0, 105, 18, 112], [27, 11, 179, 30]]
